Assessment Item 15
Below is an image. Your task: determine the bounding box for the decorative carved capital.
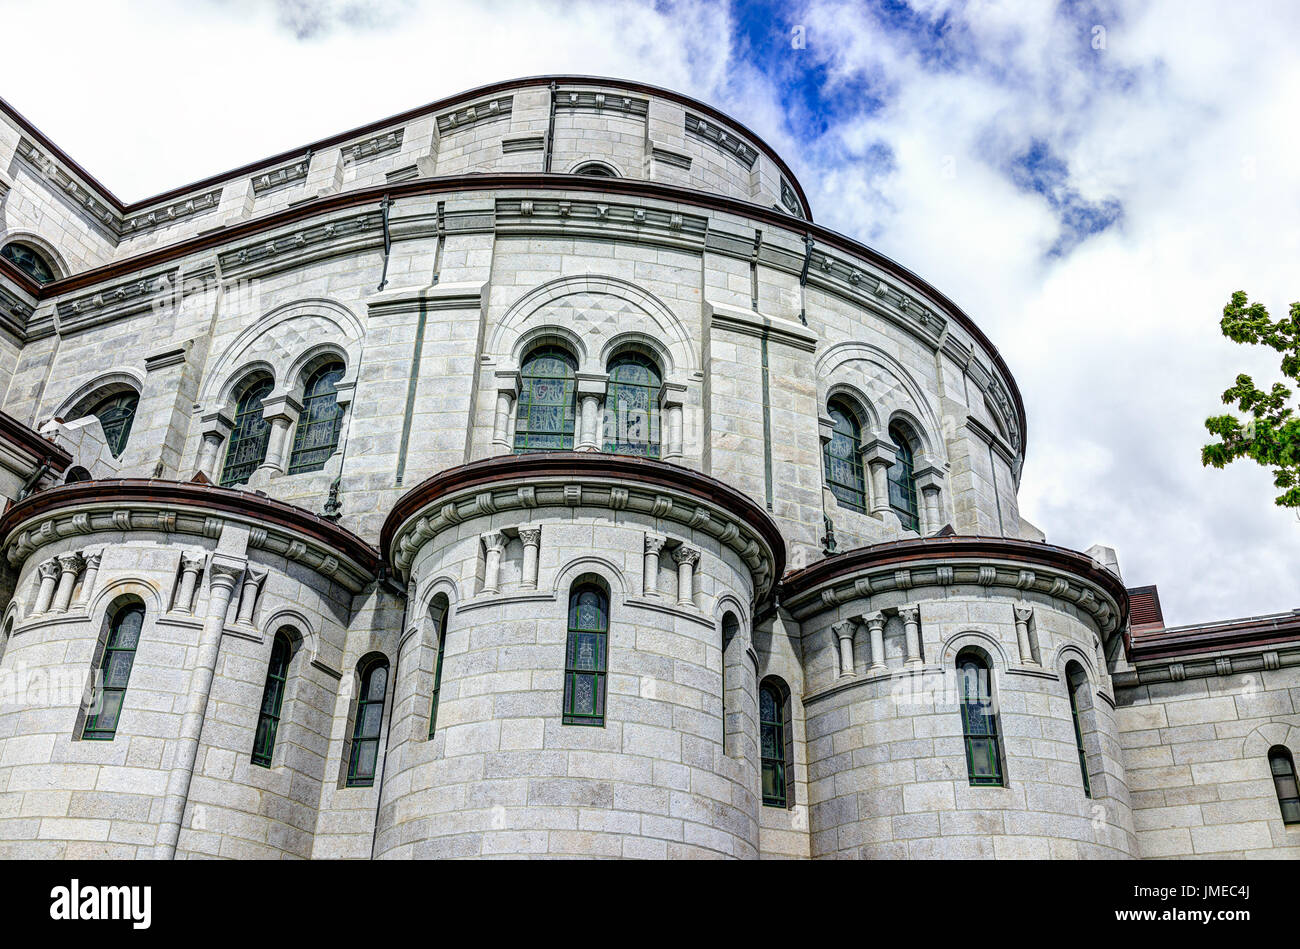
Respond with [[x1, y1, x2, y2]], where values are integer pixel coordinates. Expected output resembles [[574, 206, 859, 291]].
[[1014, 605, 1033, 625], [897, 605, 920, 625], [37, 559, 60, 581], [181, 550, 207, 573], [207, 556, 245, 591], [56, 552, 83, 575], [831, 620, 854, 642], [517, 526, 541, 547], [644, 532, 668, 556], [482, 530, 507, 553], [865, 611, 886, 633], [81, 550, 103, 570], [672, 544, 701, 567]]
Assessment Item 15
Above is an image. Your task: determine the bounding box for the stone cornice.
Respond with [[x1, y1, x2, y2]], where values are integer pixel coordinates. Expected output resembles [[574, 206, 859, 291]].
[[780, 535, 1130, 638], [685, 112, 758, 169], [1115, 636, 1300, 690], [0, 479, 379, 593], [382, 453, 786, 601]]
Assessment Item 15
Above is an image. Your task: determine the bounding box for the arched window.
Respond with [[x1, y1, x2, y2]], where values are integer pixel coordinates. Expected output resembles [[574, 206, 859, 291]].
[[287, 362, 345, 474], [1, 241, 56, 284], [91, 391, 138, 459], [604, 351, 661, 458], [573, 162, 617, 177], [251, 631, 292, 767], [824, 399, 867, 512], [957, 651, 1003, 786], [82, 602, 145, 741], [562, 583, 608, 726], [0, 617, 12, 667], [760, 677, 792, 807], [427, 597, 449, 739], [721, 612, 739, 756], [220, 377, 273, 487], [1269, 746, 1300, 824], [887, 422, 920, 532], [347, 656, 389, 787], [1065, 662, 1092, 798], [515, 345, 578, 453]]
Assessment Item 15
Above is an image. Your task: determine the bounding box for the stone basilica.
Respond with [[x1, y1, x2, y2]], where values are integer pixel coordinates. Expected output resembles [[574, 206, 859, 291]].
[[0, 77, 1295, 860]]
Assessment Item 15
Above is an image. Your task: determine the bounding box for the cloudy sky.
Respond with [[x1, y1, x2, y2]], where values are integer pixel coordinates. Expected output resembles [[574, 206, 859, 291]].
[[2, 0, 1296, 624]]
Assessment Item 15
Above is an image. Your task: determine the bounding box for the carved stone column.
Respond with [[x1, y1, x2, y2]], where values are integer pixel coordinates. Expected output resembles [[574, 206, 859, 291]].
[[492, 370, 520, 450], [1014, 605, 1037, 665], [899, 605, 922, 668], [52, 553, 83, 613], [576, 373, 608, 452], [832, 621, 855, 677], [174, 551, 206, 615], [33, 559, 59, 614], [518, 526, 541, 590], [659, 381, 688, 461], [673, 544, 700, 607], [862, 438, 897, 519], [865, 612, 886, 673], [156, 554, 243, 859], [234, 568, 267, 627], [77, 549, 103, 606], [195, 410, 234, 481], [914, 463, 947, 535], [257, 394, 302, 475], [643, 533, 667, 596], [482, 530, 506, 594]]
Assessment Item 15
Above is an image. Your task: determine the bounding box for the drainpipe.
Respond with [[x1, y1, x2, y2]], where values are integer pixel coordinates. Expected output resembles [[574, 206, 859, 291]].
[[543, 81, 557, 173], [155, 553, 244, 858]]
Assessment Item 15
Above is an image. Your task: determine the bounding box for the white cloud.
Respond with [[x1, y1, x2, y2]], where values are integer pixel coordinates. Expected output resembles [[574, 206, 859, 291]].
[[1, 0, 1295, 624]]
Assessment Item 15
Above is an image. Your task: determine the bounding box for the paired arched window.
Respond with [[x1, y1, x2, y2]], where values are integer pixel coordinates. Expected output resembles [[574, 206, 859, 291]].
[[515, 345, 578, 452], [1, 241, 56, 284], [956, 651, 1003, 786], [1269, 746, 1300, 824], [604, 351, 661, 458], [1065, 662, 1093, 798], [82, 602, 145, 741], [220, 377, 273, 486], [427, 597, 449, 739], [824, 399, 867, 512], [251, 630, 292, 767], [887, 422, 920, 532], [287, 361, 345, 474], [347, 656, 389, 787], [760, 676, 792, 807], [562, 583, 608, 726], [92, 391, 138, 459]]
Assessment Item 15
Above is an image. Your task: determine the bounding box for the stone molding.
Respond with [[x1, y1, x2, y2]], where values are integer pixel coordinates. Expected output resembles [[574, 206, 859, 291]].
[[0, 480, 379, 593], [780, 536, 1129, 638], [382, 452, 785, 601]]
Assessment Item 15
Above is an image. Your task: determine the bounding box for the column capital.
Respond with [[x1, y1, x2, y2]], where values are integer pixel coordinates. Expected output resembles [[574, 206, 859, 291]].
[[518, 525, 541, 547], [644, 532, 668, 556], [37, 559, 60, 582], [207, 555, 245, 591], [199, 409, 235, 439], [575, 372, 609, 398], [672, 544, 700, 567], [861, 438, 896, 468], [898, 604, 920, 624], [494, 369, 521, 397], [260, 393, 303, 424], [482, 529, 507, 553], [82, 549, 104, 570], [180, 550, 207, 572], [863, 611, 886, 632], [56, 552, 84, 574], [831, 620, 855, 642], [1014, 604, 1034, 625], [658, 380, 688, 410]]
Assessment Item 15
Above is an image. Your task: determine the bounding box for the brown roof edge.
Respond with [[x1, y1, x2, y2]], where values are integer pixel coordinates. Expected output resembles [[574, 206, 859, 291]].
[[1128, 610, 1300, 662], [0, 75, 813, 219], [0, 478, 380, 575], [0, 410, 72, 472], [380, 452, 786, 580], [780, 534, 1130, 630], [19, 172, 1028, 456]]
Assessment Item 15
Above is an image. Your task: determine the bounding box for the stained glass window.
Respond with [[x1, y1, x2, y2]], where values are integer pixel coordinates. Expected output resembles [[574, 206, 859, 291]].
[[251, 632, 292, 767], [958, 654, 1003, 786], [514, 346, 578, 452], [604, 352, 661, 457], [824, 400, 866, 512], [760, 680, 788, 806], [220, 378, 273, 487], [887, 422, 920, 532], [562, 585, 608, 726], [1, 242, 56, 284], [428, 612, 447, 739], [1066, 663, 1092, 798], [92, 392, 138, 459], [82, 604, 145, 741], [287, 362, 345, 474], [1270, 746, 1300, 824], [347, 658, 389, 787]]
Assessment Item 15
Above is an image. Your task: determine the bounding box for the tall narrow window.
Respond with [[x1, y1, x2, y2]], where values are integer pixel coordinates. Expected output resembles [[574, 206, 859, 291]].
[[287, 362, 345, 474], [427, 601, 448, 738], [82, 603, 145, 741], [604, 352, 661, 457], [824, 400, 866, 512], [1269, 746, 1300, 825], [887, 422, 920, 532], [721, 612, 739, 755], [515, 346, 578, 452], [1066, 662, 1093, 798], [1, 241, 56, 284], [957, 652, 1003, 786], [91, 392, 138, 459], [220, 378, 273, 487], [760, 678, 790, 807], [347, 657, 389, 787], [251, 631, 292, 767], [562, 584, 608, 726]]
